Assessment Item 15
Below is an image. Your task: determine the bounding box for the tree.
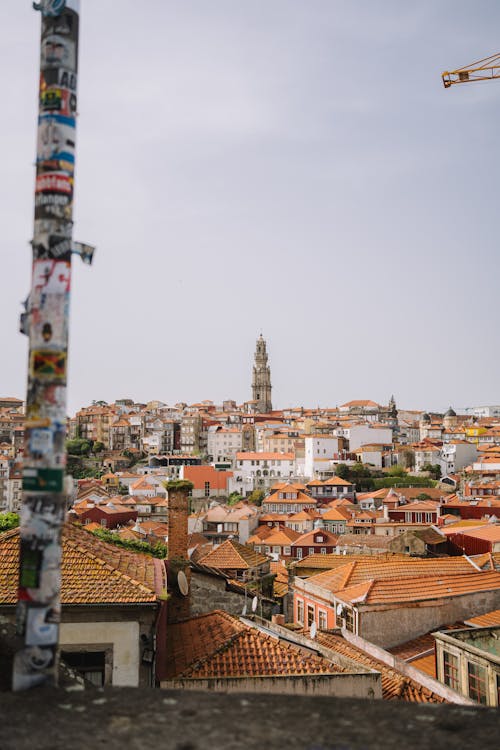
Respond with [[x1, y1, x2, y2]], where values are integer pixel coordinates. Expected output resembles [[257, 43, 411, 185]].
[[66, 438, 91, 456], [247, 489, 265, 506], [335, 463, 350, 480], [228, 491, 243, 506], [387, 465, 406, 477], [416, 493, 432, 501], [421, 463, 442, 480], [0, 512, 19, 532], [93, 441, 105, 453]]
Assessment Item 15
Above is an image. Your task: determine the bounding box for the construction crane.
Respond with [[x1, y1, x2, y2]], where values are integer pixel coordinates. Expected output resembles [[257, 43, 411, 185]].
[[442, 52, 500, 88]]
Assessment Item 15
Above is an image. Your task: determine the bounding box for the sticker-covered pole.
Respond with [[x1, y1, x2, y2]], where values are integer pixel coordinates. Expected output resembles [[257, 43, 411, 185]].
[[13, 0, 80, 690]]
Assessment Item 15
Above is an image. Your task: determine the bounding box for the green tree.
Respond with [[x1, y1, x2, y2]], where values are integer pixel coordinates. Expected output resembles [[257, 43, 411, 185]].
[[421, 463, 442, 480], [387, 465, 406, 477], [400, 449, 415, 470], [66, 438, 91, 456], [335, 463, 350, 480], [0, 512, 19, 532], [93, 441, 105, 453], [247, 489, 265, 506], [416, 493, 432, 501], [228, 491, 243, 506]]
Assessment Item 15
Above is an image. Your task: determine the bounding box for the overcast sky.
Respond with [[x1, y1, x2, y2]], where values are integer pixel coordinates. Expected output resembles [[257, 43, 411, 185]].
[[2, 1, 500, 415]]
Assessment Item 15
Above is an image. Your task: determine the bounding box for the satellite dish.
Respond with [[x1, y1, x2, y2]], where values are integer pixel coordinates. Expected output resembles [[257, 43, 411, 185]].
[[336, 603, 343, 616], [177, 570, 189, 596], [310, 621, 317, 640], [251, 595, 258, 612]]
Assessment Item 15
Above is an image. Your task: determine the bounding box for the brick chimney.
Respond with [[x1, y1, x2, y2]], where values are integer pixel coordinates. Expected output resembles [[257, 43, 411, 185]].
[[166, 480, 193, 623]]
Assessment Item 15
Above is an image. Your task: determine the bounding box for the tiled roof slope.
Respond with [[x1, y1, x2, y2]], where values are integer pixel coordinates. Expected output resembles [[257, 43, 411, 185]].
[[465, 609, 500, 627], [293, 552, 410, 573], [0, 524, 158, 605], [314, 632, 446, 703], [198, 539, 269, 570], [167, 610, 342, 680], [307, 556, 486, 591], [336, 572, 500, 606]]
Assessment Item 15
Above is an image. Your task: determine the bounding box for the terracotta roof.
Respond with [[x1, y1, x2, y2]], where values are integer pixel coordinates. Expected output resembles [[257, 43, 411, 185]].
[[166, 610, 340, 680], [293, 552, 408, 572], [305, 556, 486, 592], [291, 529, 339, 547], [0, 523, 160, 605], [464, 609, 500, 627], [197, 539, 269, 570], [314, 632, 445, 703], [336, 571, 500, 606]]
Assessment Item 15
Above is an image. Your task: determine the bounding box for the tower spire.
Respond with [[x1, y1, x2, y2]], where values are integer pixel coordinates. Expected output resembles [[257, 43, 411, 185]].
[[251, 334, 272, 413]]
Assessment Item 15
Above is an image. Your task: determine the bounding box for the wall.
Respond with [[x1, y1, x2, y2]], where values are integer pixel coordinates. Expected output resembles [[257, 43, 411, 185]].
[[358, 590, 500, 649], [191, 571, 275, 619], [59, 621, 140, 687], [161, 671, 380, 698]]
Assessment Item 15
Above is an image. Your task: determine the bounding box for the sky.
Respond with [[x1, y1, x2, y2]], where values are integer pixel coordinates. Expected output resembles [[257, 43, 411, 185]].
[[2, 0, 500, 415]]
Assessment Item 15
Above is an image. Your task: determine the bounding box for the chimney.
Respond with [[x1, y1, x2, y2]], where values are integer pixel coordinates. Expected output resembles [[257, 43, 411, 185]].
[[166, 480, 193, 623]]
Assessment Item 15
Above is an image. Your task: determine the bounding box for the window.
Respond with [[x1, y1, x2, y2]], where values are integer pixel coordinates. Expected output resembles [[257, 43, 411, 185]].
[[296, 548, 302, 559], [318, 610, 327, 631], [284, 546, 291, 555], [468, 662, 487, 705], [344, 607, 355, 633], [296, 599, 304, 624], [321, 547, 327, 554], [443, 651, 459, 690], [307, 605, 314, 627], [61, 650, 106, 687], [204, 481, 210, 497], [308, 547, 314, 555]]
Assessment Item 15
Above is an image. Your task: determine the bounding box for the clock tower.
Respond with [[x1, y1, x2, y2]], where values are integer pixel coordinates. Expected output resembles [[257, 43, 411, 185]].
[[252, 334, 273, 413]]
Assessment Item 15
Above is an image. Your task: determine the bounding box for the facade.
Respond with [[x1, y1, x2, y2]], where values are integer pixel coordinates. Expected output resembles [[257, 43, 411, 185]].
[[434, 626, 500, 706], [251, 334, 272, 414]]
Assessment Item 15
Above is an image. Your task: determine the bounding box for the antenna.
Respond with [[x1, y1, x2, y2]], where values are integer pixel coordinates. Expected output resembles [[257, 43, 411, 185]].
[[251, 595, 258, 612], [177, 570, 189, 596], [310, 621, 317, 640]]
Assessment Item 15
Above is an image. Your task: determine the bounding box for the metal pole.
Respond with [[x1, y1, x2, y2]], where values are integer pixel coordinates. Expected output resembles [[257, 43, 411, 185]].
[[13, 0, 86, 690]]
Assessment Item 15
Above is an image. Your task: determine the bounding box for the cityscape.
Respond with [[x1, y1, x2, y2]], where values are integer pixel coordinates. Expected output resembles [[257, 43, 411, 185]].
[[1, 0, 500, 747], [1, 333, 500, 711]]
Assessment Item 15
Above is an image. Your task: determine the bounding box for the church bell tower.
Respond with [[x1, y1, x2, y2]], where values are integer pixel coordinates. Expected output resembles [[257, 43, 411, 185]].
[[252, 334, 272, 413]]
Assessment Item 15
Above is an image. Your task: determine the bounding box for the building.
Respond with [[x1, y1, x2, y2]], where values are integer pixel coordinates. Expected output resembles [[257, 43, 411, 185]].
[[251, 334, 272, 414], [234, 453, 296, 493], [434, 626, 500, 706], [0, 523, 166, 687]]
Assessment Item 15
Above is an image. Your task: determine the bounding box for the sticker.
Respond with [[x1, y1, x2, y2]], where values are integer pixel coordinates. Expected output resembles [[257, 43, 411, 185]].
[[23, 467, 64, 492], [43, 67, 77, 92], [28, 427, 53, 457], [36, 171, 73, 195], [25, 606, 59, 647], [37, 115, 75, 172], [41, 33, 76, 70], [35, 1, 67, 18], [40, 87, 76, 118], [19, 545, 43, 589], [30, 349, 67, 380], [26, 381, 66, 421]]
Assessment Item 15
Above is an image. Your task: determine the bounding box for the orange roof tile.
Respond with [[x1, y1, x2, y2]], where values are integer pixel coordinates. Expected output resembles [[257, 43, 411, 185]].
[[464, 609, 500, 627], [198, 539, 269, 570], [166, 610, 341, 680], [314, 632, 445, 703], [0, 523, 160, 605]]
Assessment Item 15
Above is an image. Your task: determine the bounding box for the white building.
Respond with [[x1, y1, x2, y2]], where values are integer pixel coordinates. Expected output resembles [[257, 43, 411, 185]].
[[335, 424, 393, 452], [207, 425, 243, 463], [304, 435, 341, 478], [438, 441, 478, 476], [233, 452, 296, 493]]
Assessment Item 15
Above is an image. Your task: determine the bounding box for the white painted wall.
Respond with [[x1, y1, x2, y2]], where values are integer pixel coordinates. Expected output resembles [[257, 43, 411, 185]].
[[60, 620, 140, 687]]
